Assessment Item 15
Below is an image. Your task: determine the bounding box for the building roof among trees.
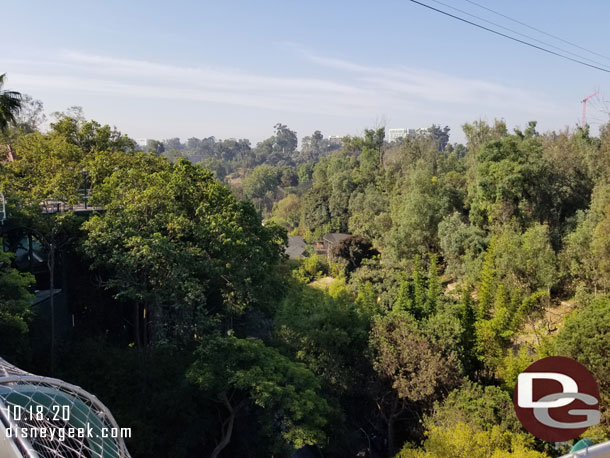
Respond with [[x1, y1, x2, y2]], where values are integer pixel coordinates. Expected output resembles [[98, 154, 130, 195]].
[[323, 233, 350, 246], [286, 235, 307, 259]]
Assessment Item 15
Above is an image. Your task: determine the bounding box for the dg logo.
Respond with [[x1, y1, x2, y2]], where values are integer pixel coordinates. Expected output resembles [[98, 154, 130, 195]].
[[513, 356, 600, 442]]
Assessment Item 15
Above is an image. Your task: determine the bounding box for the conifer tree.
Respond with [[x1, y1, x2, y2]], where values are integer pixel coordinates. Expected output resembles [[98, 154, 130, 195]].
[[395, 279, 413, 313], [476, 237, 497, 320], [475, 284, 513, 374], [459, 285, 477, 375], [357, 281, 379, 318], [426, 253, 441, 316], [413, 255, 426, 318]]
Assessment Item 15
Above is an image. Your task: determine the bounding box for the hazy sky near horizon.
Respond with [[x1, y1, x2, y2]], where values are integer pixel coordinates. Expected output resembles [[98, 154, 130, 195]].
[[2, 0, 610, 144]]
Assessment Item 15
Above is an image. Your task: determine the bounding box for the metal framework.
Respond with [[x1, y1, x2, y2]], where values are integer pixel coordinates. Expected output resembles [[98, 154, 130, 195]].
[[582, 91, 599, 129], [560, 441, 610, 457], [0, 358, 130, 458]]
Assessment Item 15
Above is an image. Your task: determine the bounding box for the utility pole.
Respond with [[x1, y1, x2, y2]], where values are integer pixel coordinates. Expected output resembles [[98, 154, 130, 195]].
[[581, 91, 598, 129]]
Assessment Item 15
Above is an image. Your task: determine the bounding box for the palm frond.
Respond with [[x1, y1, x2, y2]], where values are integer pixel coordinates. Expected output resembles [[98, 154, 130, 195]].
[[0, 73, 23, 132]]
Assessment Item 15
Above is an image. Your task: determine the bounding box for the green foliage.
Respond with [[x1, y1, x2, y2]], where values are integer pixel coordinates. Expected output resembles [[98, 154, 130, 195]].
[[6, 99, 610, 457], [348, 184, 391, 241], [425, 254, 441, 316], [275, 283, 369, 393], [297, 163, 313, 183], [462, 119, 508, 154], [243, 164, 279, 199], [83, 158, 285, 345], [438, 212, 486, 283], [561, 209, 600, 292], [348, 258, 405, 310], [474, 287, 549, 377], [300, 185, 332, 232], [470, 135, 552, 229], [50, 113, 135, 154], [494, 223, 557, 293], [271, 194, 301, 229], [395, 279, 413, 312], [330, 234, 379, 275], [387, 167, 444, 260], [556, 295, 610, 430], [292, 253, 328, 283], [425, 381, 521, 434], [397, 422, 548, 458], [389, 254, 442, 319], [499, 346, 536, 391], [0, 249, 34, 361], [370, 309, 462, 455], [475, 285, 513, 373], [370, 310, 460, 404], [198, 157, 227, 180], [356, 281, 379, 318], [400, 381, 546, 457], [459, 286, 477, 374], [1, 113, 136, 206], [413, 255, 427, 318], [298, 130, 340, 163], [188, 336, 330, 452], [592, 202, 610, 291], [3, 131, 85, 204], [477, 238, 497, 320]]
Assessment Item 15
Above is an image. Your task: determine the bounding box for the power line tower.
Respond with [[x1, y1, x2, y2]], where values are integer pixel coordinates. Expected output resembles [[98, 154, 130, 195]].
[[582, 91, 598, 129]]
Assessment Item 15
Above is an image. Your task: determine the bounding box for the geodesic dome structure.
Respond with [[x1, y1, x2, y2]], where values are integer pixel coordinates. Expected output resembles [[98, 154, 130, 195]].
[[0, 358, 130, 458]]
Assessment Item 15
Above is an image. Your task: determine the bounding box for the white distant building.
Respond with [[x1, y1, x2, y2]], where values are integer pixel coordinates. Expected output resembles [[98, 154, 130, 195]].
[[328, 135, 343, 146], [135, 138, 148, 148], [388, 128, 408, 142], [388, 128, 430, 142]]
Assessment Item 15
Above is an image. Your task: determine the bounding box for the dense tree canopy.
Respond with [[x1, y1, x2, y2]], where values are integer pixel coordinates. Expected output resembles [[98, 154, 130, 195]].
[[2, 82, 610, 458]]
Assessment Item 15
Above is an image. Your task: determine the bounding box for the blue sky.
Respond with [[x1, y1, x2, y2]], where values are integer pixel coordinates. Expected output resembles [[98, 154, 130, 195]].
[[2, 0, 609, 144]]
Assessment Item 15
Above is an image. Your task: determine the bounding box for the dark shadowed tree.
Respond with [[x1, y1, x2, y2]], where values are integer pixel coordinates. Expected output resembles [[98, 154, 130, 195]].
[[330, 235, 379, 274]]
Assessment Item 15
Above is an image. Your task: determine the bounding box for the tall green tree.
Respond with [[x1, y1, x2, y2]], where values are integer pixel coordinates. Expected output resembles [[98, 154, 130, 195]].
[[83, 158, 285, 347], [386, 166, 444, 260], [0, 73, 22, 133], [242, 164, 279, 211], [188, 336, 330, 458], [470, 135, 552, 229], [370, 311, 460, 455]]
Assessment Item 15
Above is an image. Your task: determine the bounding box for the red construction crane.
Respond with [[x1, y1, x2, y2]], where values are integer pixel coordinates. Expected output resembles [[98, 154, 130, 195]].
[[581, 91, 598, 129]]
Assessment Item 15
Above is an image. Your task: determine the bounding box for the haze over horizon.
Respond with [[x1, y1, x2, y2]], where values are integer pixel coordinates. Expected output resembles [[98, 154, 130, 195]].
[[2, 0, 610, 144]]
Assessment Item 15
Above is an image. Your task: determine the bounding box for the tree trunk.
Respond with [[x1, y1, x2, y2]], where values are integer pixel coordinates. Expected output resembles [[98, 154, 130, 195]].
[[133, 303, 142, 348], [48, 243, 55, 375], [210, 394, 238, 458], [383, 396, 405, 457], [142, 305, 148, 346], [387, 417, 395, 458]]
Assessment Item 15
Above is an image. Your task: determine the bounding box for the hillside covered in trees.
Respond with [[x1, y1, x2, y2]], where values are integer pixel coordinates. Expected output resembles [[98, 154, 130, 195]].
[[2, 85, 610, 457]]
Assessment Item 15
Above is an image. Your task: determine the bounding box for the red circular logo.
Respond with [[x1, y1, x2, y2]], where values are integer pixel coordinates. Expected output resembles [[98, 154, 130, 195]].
[[513, 356, 600, 442]]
